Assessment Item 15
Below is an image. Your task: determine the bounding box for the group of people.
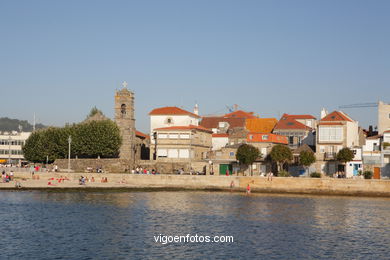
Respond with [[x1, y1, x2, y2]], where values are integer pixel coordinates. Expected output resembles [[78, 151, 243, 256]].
[[132, 167, 159, 175], [78, 176, 107, 185], [1, 170, 14, 183]]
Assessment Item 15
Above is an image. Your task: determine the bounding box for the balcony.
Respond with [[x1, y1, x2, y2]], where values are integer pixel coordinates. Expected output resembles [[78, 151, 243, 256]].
[[324, 152, 336, 160]]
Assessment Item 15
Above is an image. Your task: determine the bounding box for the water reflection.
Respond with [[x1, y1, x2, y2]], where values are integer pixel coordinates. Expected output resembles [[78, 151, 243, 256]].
[[0, 191, 389, 260]]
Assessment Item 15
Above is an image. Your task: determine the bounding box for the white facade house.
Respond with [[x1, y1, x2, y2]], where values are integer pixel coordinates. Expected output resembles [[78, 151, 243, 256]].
[[0, 131, 31, 165], [316, 110, 362, 176], [211, 134, 229, 151], [345, 147, 363, 178], [149, 106, 201, 145]]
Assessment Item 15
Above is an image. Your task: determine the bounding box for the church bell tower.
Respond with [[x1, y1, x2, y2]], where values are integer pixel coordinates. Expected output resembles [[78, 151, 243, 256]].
[[115, 81, 136, 162]]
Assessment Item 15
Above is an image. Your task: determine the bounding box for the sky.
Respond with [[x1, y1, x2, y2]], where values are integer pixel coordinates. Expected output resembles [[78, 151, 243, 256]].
[[0, 0, 389, 132]]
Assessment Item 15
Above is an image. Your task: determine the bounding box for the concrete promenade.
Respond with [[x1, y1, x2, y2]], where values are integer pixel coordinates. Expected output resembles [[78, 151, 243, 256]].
[[1, 172, 390, 197]]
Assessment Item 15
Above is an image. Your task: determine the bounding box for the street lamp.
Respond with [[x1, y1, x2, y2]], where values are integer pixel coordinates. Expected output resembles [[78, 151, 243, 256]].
[[68, 135, 72, 173], [8, 135, 11, 165]]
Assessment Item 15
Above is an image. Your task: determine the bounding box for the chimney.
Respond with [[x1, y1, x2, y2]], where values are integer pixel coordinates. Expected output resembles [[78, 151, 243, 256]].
[[320, 108, 328, 119], [194, 103, 199, 115]]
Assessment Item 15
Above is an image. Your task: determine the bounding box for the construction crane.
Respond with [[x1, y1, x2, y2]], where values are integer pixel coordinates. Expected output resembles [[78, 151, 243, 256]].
[[338, 102, 378, 109]]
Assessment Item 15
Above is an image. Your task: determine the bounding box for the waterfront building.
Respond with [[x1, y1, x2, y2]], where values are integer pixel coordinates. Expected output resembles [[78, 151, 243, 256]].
[[315, 110, 363, 177], [273, 114, 316, 149], [152, 125, 212, 162], [0, 131, 31, 165]]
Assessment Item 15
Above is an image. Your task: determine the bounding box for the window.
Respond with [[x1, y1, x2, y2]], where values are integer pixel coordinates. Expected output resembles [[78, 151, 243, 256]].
[[319, 126, 343, 142], [262, 135, 269, 140], [157, 149, 167, 157], [168, 149, 179, 158], [157, 134, 168, 139], [229, 152, 235, 156], [289, 136, 294, 144], [261, 148, 267, 156], [249, 135, 253, 140], [169, 133, 179, 139], [179, 149, 189, 158], [166, 117, 174, 124], [319, 146, 325, 153], [180, 134, 190, 139]]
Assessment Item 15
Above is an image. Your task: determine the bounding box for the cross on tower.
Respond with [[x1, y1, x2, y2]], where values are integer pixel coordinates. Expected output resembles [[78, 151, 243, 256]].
[[122, 81, 128, 88]]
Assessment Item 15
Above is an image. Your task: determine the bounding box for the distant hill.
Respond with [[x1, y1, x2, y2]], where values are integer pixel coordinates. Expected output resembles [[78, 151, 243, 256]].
[[0, 117, 47, 132]]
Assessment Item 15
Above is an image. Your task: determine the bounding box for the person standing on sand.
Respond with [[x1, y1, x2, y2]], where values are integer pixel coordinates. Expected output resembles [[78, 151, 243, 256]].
[[246, 184, 251, 194], [267, 171, 273, 181]]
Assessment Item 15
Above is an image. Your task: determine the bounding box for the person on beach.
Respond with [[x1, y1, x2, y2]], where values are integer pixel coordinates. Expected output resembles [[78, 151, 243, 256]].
[[230, 180, 235, 191], [267, 171, 273, 181], [246, 184, 251, 194]]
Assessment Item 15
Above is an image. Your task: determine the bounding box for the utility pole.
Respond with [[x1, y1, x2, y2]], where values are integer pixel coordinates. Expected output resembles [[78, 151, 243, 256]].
[[8, 135, 11, 165], [68, 136, 72, 173]]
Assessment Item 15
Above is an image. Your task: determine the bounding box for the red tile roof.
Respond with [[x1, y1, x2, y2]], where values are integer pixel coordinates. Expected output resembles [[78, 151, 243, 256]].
[[282, 113, 316, 120], [384, 130, 390, 133], [212, 133, 229, 137], [200, 117, 246, 130], [136, 130, 149, 139], [274, 117, 311, 130], [320, 111, 353, 122], [149, 106, 200, 118], [154, 125, 213, 133], [247, 133, 288, 144], [224, 110, 257, 119]]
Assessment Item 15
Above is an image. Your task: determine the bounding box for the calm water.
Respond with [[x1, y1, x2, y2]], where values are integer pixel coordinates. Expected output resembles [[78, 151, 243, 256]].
[[0, 191, 389, 260]]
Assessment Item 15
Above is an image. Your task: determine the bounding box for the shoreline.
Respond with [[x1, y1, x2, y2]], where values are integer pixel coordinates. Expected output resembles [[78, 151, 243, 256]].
[[1, 172, 390, 198]]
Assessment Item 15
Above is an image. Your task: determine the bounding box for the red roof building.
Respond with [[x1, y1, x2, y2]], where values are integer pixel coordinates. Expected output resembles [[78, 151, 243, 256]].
[[149, 106, 200, 118]]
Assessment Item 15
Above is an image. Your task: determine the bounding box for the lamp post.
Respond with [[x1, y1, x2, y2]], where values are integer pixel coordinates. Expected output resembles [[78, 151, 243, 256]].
[[8, 135, 11, 165], [68, 136, 72, 173]]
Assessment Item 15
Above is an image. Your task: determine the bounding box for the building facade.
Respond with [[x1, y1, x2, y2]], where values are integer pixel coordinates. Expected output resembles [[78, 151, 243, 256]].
[[378, 101, 390, 135], [0, 131, 31, 165]]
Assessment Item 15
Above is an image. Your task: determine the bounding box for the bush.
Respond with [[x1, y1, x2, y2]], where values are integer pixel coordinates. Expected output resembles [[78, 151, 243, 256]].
[[310, 172, 321, 178], [363, 171, 373, 179], [277, 170, 291, 177]]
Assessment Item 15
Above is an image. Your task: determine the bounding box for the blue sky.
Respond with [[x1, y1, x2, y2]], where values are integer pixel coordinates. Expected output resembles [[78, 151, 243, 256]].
[[0, 0, 389, 132]]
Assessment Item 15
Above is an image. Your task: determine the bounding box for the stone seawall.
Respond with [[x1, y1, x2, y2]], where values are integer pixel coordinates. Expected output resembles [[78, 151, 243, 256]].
[[2, 172, 390, 197]]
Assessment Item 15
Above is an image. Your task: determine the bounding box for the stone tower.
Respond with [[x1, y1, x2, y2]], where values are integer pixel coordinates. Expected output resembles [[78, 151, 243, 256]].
[[115, 82, 136, 163]]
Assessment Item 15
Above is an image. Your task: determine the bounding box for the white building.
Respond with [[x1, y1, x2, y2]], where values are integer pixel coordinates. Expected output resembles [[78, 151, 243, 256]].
[[0, 131, 31, 165]]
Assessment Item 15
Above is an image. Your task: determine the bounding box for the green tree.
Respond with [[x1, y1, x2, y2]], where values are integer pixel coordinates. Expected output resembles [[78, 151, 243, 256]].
[[270, 144, 293, 173], [336, 147, 354, 172], [87, 106, 103, 119], [236, 144, 261, 176], [23, 120, 122, 162], [23, 130, 46, 162], [299, 150, 316, 176]]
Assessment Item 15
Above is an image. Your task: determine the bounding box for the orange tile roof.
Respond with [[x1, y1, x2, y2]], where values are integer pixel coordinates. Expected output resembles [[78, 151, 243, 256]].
[[224, 110, 257, 119], [321, 111, 353, 122], [246, 118, 278, 133], [247, 133, 288, 144], [149, 106, 200, 118], [282, 113, 316, 120], [154, 125, 213, 133], [212, 133, 229, 137], [274, 117, 311, 130], [136, 130, 149, 139]]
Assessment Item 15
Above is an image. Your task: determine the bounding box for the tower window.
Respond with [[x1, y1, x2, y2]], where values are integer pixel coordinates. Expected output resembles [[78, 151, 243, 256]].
[[121, 104, 126, 115]]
